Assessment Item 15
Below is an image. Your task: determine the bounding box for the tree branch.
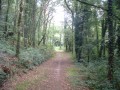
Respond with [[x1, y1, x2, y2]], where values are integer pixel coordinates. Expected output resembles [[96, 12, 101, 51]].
[[38, 33, 46, 45], [76, 0, 120, 21], [64, 0, 73, 13], [76, 0, 107, 11]]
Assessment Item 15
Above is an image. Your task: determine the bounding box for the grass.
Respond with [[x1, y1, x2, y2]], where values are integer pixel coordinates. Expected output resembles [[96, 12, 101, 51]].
[[66, 55, 88, 90], [16, 81, 30, 90], [67, 66, 86, 87], [15, 75, 47, 90], [67, 67, 80, 86]]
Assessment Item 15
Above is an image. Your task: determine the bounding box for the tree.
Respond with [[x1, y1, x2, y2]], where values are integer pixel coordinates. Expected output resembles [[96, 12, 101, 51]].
[[31, 0, 36, 47], [107, 0, 114, 83], [16, 0, 23, 57], [4, 0, 10, 39]]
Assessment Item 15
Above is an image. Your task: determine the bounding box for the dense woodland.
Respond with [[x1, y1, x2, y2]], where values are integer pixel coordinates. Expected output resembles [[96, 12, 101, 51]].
[[0, 0, 120, 90], [64, 0, 120, 89]]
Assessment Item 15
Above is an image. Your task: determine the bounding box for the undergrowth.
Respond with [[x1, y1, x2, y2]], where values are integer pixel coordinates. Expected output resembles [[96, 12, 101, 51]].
[[17, 46, 53, 69], [67, 52, 118, 90], [68, 56, 118, 90], [82, 60, 115, 90], [0, 69, 8, 86], [0, 40, 15, 55], [0, 41, 54, 86]]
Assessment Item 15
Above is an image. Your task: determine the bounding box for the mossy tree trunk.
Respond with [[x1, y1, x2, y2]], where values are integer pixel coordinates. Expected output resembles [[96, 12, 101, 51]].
[[16, 0, 23, 58], [107, 0, 114, 83]]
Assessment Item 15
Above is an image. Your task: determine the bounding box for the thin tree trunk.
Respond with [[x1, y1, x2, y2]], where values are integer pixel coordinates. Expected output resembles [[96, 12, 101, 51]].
[[0, 0, 2, 14], [117, 25, 120, 57], [99, 18, 107, 57], [16, 0, 23, 58], [95, 11, 99, 56], [60, 33, 62, 49], [23, 0, 29, 48], [72, 13, 75, 54], [32, 0, 36, 47], [4, 0, 10, 39]]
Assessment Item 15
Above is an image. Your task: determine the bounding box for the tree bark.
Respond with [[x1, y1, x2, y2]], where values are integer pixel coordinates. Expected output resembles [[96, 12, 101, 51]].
[[32, 0, 36, 47], [0, 0, 2, 14], [16, 0, 23, 58], [23, 0, 30, 48], [4, 0, 10, 39], [117, 25, 120, 57], [99, 18, 107, 57], [94, 10, 99, 57], [107, 0, 114, 83]]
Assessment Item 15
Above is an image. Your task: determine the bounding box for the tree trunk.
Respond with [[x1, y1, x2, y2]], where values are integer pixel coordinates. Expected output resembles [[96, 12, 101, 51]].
[[95, 11, 99, 57], [107, 0, 114, 83], [4, 0, 10, 39], [72, 13, 75, 54], [0, 0, 2, 14], [99, 18, 107, 57], [117, 25, 120, 57], [32, 0, 36, 47], [16, 0, 23, 58], [23, 0, 29, 48]]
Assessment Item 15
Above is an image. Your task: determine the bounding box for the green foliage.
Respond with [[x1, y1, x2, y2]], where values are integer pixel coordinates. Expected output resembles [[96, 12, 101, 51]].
[[79, 60, 116, 90], [113, 57, 120, 89], [69, 59, 117, 90], [67, 66, 83, 88], [18, 46, 53, 69], [0, 69, 8, 85], [0, 40, 15, 55], [0, 40, 53, 86]]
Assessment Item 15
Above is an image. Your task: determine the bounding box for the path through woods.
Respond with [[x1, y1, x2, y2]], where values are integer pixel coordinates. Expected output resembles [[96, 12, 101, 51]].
[[2, 52, 88, 90]]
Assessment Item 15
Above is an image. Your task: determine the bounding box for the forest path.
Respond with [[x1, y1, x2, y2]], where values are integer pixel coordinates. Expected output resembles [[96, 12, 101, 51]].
[[28, 52, 72, 90], [2, 52, 88, 90]]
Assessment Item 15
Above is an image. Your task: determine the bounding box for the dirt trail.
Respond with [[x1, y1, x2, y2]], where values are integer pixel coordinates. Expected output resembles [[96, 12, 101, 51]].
[[2, 52, 88, 90], [28, 52, 72, 90]]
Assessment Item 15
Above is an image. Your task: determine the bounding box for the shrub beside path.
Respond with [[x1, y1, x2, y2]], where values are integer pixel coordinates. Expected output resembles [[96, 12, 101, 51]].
[[2, 52, 89, 90]]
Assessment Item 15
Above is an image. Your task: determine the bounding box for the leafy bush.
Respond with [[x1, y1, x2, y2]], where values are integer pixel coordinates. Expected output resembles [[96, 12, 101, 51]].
[[0, 69, 8, 85], [84, 61, 114, 90], [73, 59, 116, 90], [0, 41, 53, 86], [113, 57, 120, 90], [0, 40, 15, 55], [18, 46, 53, 69]]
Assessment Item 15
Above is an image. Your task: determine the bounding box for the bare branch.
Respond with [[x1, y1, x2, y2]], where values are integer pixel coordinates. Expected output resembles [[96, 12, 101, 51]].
[[76, 0, 107, 11], [64, 0, 73, 13]]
